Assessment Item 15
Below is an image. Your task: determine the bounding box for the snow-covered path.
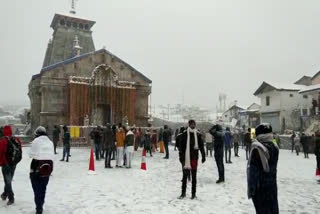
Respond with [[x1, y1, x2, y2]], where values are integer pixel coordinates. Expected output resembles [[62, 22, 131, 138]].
[[0, 146, 319, 214]]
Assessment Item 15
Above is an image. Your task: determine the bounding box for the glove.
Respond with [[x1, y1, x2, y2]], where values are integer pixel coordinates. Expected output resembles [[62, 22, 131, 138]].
[[202, 157, 206, 163]]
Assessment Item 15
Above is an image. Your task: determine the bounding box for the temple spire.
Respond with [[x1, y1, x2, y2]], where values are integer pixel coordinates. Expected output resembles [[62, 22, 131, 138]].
[[70, 0, 77, 14]]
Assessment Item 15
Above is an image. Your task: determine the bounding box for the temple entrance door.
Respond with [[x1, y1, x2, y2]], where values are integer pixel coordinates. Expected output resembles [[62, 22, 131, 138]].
[[94, 104, 111, 126]]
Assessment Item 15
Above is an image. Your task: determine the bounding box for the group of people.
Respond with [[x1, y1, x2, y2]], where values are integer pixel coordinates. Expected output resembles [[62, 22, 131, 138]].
[[291, 131, 317, 158], [87, 123, 173, 169], [1, 120, 320, 214], [176, 121, 280, 213], [0, 125, 54, 214]]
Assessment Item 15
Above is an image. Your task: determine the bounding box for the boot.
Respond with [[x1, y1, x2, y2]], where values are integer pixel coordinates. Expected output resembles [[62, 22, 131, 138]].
[[36, 207, 43, 214], [60, 159, 64, 161], [7, 199, 14, 206], [216, 178, 225, 184], [1, 193, 6, 201], [178, 192, 186, 199], [191, 193, 197, 200]]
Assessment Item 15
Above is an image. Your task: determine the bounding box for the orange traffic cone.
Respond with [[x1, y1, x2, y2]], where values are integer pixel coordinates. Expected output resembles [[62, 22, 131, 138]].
[[141, 148, 147, 170], [88, 148, 96, 175]]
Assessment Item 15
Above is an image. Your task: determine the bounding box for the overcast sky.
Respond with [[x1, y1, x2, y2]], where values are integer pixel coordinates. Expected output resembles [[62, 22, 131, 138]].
[[1, 0, 320, 110]]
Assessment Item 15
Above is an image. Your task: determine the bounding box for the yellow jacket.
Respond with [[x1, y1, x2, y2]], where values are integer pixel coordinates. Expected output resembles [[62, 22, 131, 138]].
[[116, 130, 126, 147]]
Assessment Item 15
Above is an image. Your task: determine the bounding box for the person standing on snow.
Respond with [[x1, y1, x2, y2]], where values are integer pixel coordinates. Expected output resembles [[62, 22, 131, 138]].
[[233, 130, 240, 157], [116, 126, 126, 167], [294, 134, 300, 156], [205, 132, 213, 157], [300, 133, 309, 158], [247, 123, 279, 214], [209, 124, 225, 184], [52, 125, 60, 155], [224, 127, 233, 164], [315, 131, 320, 184], [29, 126, 54, 214], [0, 125, 22, 205], [143, 128, 153, 157], [151, 129, 158, 152], [60, 125, 71, 162], [291, 132, 296, 153], [103, 124, 114, 168], [163, 125, 171, 159], [245, 128, 252, 160], [178, 120, 205, 199], [124, 127, 135, 168]]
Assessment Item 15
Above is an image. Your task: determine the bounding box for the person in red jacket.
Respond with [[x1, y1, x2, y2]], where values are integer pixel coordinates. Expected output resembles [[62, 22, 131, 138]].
[[0, 125, 22, 205]]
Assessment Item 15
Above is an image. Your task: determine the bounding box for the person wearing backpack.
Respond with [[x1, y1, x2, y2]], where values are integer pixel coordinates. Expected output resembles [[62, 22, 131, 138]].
[[0, 125, 22, 205], [29, 126, 54, 214]]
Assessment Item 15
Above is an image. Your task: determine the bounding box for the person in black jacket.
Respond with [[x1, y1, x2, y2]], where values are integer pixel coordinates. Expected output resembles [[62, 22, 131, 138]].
[[103, 124, 114, 168], [300, 133, 309, 158], [245, 128, 252, 160], [210, 124, 225, 183], [163, 125, 171, 159], [178, 120, 205, 199], [52, 125, 60, 155], [247, 123, 279, 214], [315, 131, 320, 184], [60, 126, 70, 162]]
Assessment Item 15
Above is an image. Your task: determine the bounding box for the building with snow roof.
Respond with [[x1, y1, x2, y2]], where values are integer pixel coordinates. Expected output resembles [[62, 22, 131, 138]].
[[254, 81, 311, 133], [222, 104, 245, 127], [28, 5, 152, 131], [239, 103, 261, 129]]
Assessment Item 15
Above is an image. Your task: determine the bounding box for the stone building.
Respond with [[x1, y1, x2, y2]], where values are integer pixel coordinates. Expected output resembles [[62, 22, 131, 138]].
[[28, 11, 152, 131]]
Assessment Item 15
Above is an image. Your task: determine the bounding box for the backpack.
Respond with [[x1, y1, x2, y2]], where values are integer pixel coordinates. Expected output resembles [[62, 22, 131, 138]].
[[37, 160, 53, 177], [6, 137, 22, 165]]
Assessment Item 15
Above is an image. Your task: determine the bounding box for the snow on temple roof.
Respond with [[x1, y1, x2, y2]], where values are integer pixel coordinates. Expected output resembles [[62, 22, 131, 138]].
[[32, 48, 152, 84]]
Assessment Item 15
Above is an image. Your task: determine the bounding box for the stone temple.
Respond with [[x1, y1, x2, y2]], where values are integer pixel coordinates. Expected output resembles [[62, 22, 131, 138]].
[[28, 9, 152, 131]]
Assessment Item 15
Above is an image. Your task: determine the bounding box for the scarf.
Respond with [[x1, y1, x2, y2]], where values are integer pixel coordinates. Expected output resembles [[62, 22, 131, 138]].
[[184, 127, 199, 169]]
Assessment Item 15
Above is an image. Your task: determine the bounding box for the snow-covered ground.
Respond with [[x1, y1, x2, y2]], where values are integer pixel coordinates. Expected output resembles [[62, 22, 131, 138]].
[[0, 146, 319, 214]]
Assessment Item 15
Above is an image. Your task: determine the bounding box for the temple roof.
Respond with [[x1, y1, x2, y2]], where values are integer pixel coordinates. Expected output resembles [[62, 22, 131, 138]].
[[32, 48, 152, 84], [50, 13, 96, 30]]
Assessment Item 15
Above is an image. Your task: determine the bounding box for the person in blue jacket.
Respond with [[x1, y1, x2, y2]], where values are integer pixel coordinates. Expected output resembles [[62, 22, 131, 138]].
[[224, 127, 233, 164]]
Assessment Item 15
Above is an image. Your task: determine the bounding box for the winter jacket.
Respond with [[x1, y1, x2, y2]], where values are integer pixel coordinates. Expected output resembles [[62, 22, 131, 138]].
[[52, 127, 60, 142], [244, 132, 252, 147], [178, 130, 205, 164], [91, 129, 102, 145], [315, 135, 320, 158], [163, 129, 171, 143], [29, 136, 54, 161], [175, 133, 183, 151], [247, 140, 279, 199], [224, 131, 233, 148], [125, 131, 135, 147], [143, 131, 152, 150], [103, 127, 114, 150], [0, 126, 22, 166], [116, 130, 126, 147], [63, 131, 71, 147], [233, 133, 240, 143], [209, 126, 224, 153]]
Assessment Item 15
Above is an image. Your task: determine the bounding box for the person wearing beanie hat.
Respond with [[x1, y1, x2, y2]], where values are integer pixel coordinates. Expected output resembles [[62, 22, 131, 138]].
[[29, 126, 54, 214], [0, 125, 22, 206], [247, 123, 279, 214], [209, 124, 225, 184]]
